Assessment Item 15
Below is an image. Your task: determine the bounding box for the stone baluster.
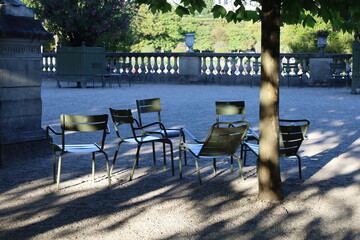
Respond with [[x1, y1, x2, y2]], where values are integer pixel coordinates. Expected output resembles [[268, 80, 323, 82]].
[[253, 57, 261, 75], [230, 57, 236, 75], [145, 56, 151, 73], [223, 57, 229, 75], [301, 58, 307, 75], [50, 56, 56, 73], [109, 56, 116, 73], [133, 56, 139, 74], [209, 56, 215, 76], [245, 57, 252, 75], [140, 56, 146, 74], [153, 56, 159, 74], [216, 56, 222, 75], [238, 57, 244, 75], [159, 56, 165, 74], [166, 56, 172, 74], [201, 56, 207, 75], [173, 56, 179, 74]]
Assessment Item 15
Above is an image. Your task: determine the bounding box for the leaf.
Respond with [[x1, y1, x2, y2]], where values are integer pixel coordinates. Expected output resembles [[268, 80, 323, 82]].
[[302, 14, 316, 28], [175, 6, 190, 17], [225, 11, 235, 22], [211, 5, 227, 18]]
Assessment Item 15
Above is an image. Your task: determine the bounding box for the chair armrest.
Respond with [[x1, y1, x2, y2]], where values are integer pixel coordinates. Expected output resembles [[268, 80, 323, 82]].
[[180, 128, 203, 144], [135, 121, 168, 138], [46, 126, 62, 144], [248, 127, 260, 140]]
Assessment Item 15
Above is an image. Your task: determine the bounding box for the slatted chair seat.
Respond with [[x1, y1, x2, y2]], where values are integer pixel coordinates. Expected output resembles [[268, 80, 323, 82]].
[[328, 62, 351, 88], [282, 62, 302, 87], [136, 98, 185, 163], [241, 119, 310, 179], [109, 108, 174, 181], [46, 114, 111, 190], [61, 144, 102, 153], [215, 101, 259, 142], [179, 120, 249, 184]]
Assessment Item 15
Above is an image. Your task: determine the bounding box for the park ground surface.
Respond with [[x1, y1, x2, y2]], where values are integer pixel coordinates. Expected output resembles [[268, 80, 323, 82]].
[[1, 79, 360, 239]]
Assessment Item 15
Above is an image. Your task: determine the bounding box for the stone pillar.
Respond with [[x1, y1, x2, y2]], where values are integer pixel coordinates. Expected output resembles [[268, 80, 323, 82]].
[[179, 53, 201, 83], [351, 37, 360, 94], [0, 1, 53, 167]]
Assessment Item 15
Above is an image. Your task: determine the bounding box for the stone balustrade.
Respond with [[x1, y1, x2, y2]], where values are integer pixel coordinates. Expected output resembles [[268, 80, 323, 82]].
[[42, 51, 352, 87]]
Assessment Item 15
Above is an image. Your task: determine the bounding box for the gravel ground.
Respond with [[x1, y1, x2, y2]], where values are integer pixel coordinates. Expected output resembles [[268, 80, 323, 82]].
[[0, 79, 359, 240]]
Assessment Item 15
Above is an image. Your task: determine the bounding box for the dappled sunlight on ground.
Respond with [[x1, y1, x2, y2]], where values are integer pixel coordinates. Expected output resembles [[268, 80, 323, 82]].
[[1, 80, 360, 239]]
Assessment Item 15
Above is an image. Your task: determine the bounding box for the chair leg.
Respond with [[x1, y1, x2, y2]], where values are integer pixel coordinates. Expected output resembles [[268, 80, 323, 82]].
[[129, 144, 141, 181], [195, 158, 202, 184], [111, 141, 122, 174], [56, 153, 64, 190], [92, 152, 95, 181], [162, 142, 166, 169], [234, 155, 243, 179], [53, 149, 57, 183], [100, 151, 111, 188], [182, 134, 187, 166], [151, 142, 156, 170], [168, 141, 174, 176], [230, 156, 234, 172], [179, 143, 183, 179], [213, 158, 217, 175], [296, 155, 302, 179], [242, 144, 248, 166]]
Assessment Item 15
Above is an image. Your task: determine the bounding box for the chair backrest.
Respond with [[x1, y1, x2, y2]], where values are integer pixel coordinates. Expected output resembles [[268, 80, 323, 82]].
[[329, 62, 347, 76], [60, 114, 108, 149], [109, 108, 136, 139], [215, 101, 246, 122], [279, 119, 310, 157], [199, 121, 249, 157], [136, 98, 162, 126], [282, 62, 299, 75]]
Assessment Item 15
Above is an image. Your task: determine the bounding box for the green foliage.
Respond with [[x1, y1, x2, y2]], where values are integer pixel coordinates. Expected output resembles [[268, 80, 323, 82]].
[[132, 5, 197, 52], [281, 17, 354, 53], [135, 0, 360, 34], [24, 0, 135, 47], [226, 22, 260, 52]]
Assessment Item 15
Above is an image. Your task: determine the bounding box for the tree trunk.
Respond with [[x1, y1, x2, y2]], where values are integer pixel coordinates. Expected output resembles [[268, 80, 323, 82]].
[[258, 0, 283, 201]]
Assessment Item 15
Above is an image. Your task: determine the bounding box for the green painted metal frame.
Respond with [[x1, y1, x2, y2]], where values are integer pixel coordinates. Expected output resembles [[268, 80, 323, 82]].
[[282, 62, 303, 87], [241, 119, 310, 179], [46, 114, 111, 190], [136, 98, 186, 164], [328, 62, 351, 88], [179, 120, 249, 184], [215, 101, 259, 142], [109, 108, 174, 181]]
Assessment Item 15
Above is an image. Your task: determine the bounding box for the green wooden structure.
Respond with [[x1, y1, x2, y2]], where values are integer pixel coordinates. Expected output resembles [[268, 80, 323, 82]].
[[56, 45, 105, 88], [351, 37, 360, 94]]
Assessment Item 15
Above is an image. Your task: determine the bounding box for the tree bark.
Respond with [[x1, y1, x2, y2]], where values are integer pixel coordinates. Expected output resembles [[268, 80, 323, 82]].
[[258, 0, 283, 201]]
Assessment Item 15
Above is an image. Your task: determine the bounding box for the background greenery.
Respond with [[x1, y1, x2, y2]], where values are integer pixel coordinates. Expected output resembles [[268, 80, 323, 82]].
[[23, 0, 353, 53]]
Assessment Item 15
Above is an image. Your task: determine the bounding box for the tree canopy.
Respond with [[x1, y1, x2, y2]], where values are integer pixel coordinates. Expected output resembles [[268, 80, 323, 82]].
[[137, 0, 360, 33], [135, 0, 360, 201]]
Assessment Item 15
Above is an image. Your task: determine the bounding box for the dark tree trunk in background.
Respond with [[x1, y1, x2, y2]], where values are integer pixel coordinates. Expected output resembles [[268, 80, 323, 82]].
[[258, 0, 283, 201]]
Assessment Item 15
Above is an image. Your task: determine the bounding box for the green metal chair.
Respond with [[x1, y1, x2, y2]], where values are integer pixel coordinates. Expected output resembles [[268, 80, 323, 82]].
[[328, 62, 351, 88], [282, 62, 302, 87], [241, 119, 310, 179], [136, 98, 181, 138], [179, 120, 249, 184], [46, 114, 111, 190], [215, 101, 259, 142], [136, 98, 187, 164], [109, 108, 174, 181]]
